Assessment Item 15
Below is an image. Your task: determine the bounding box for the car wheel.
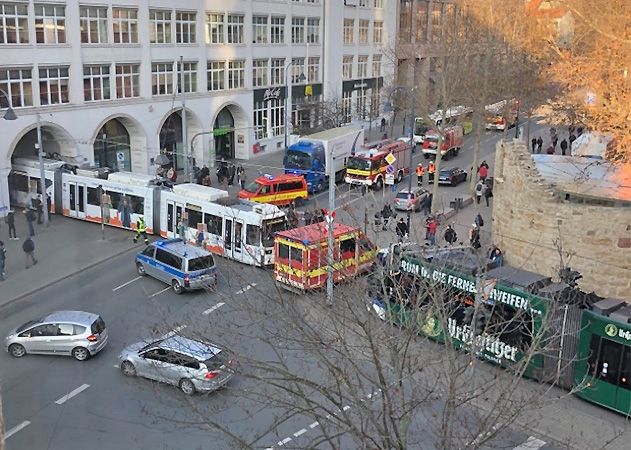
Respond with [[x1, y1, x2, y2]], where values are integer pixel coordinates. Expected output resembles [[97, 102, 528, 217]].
[[454, 148, 460, 156], [136, 262, 146, 276], [72, 347, 90, 361], [424, 154, 430, 159], [172, 280, 184, 295], [9, 343, 26, 358], [316, 182, 323, 193], [179, 379, 196, 395], [121, 361, 136, 377], [374, 177, 383, 190]]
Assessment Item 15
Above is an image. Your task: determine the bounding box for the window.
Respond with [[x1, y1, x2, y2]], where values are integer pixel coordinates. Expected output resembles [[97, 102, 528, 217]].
[[431, 2, 442, 43], [342, 56, 353, 80], [291, 58, 305, 83], [115, 64, 140, 98], [207, 61, 225, 91], [252, 59, 268, 88], [357, 55, 368, 78], [141, 246, 155, 257], [206, 13, 224, 44], [246, 224, 260, 245], [227, 61, 245, 89], [588, 336, 628, 388], [372, 54, 382, 77], [57, 323, 75, 336], [113, 8, 138, 44], [227, 14, 244, 44], [185, 206, 202, 228], [39, 67, 69, 105], [80, 6, 107, 44], [204, 213, 222, 235], [291, 17, 304, 44], [175, 11, 196, 44], [188, 255, 215, 271], [0, 3, 28, 44], [279, 181, 304, 192], [178, 62, 197, 93], [358, 20, 369, 44], [154, 249, 182, 270], [343, 19, 354, 44], [150, 10, 172, 44], [270, 16, 285, 44], [359, 0, 368, 6], [340, 238, 356, 254], [252, 15, 268, 44], [307, 57, 319, 83], [373, 21, 383, 44], [26, 324, 58, 337], [375, 0, 383, 7], [152, 62, 174, 95], [271, 58, 285, 86], [0, 68, 33, 108], [342, 90, 352, 124], [35, 4, 66, 44], [356, 87, 368, 119], [290, 246, 302, 263], [278, 243, 289, 260], [416, 1, 428, 42], [307, 17, 319, 43], [253, 98, 284, 139], [83, 65, 111, 101]]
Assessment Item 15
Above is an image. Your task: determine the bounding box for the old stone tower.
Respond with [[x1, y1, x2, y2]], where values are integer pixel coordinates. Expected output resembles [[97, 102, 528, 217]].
[[492, 139, 631, 302]]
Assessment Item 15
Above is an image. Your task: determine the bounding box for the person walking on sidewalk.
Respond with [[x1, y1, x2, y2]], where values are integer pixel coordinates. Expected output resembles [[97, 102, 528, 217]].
[[24, 208, 36, 236], [22, 236, 37, 268], [428, 161, 436, 183], [396, 218, 408, 242], [444, 224, 457, 246], [560, 139, 568, 156], [531, 137, 537, 153], [484, 179, 493, 207], [32, 195, 43, 224], [416, 163, 425, 186], [380, 117, 386, 133], [0, 240, 6, 281], [46, 193, 52, 222], [478, 162, 489, 182], [475, 180, 485, 204], [475, 213, 485, 228], [133, 216, 149, 244], [536, 136, 543, 153], [469, 223, 481, 250], [426, 216, 438, 246], [6, 210, 18, 240]]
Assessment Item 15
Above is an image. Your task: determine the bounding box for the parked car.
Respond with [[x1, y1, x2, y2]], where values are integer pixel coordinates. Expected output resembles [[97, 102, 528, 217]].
[[438, 168, 468, 186], [118, 335, 238, 395], [5, 311, 108, 361], [136, 239, 218, 294], [393, 187, 428, 211]]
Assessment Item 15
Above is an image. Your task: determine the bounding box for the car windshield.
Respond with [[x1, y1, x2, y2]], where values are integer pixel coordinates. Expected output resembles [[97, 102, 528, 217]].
[[262, 218, 287, 247], [16, 319, 41, 333], [188, 255, 215, 271], [285, 150, 311, 170], [244, 181, 263, 194], [439, 170, 453, 177], [346, 157, 371, 171], [426, 135, 440, 143], [396, 192, 411, 200]]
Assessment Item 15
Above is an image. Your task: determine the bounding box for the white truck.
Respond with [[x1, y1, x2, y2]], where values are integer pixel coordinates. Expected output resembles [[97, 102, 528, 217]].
[[284, 127, 365, 193]]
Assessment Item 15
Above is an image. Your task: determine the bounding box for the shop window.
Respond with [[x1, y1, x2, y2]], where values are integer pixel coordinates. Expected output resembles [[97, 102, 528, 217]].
[[10, 173, 29, 192]]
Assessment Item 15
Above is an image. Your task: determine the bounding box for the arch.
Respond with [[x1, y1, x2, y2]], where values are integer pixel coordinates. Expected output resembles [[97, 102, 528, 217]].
[[91, 114, 147, 173], [210, 102, 249, 161], [6, 121, 77, 167], [157, 107, 203, 171]]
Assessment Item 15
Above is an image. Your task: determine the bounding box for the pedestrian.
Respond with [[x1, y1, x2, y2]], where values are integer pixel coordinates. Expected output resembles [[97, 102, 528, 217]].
[[46, 193, 52, 221], [133, 215, 149, 244], [22, 236, 37, 269], [444, 224, 457, 246], [469, 223, 481, 250], [428, 161, 436, 182], [228, 164, 236, 187], [552, 135, 559, 149], [475, 213, 484, 228], [483, 179, 493, 207], [314, 209, 325, 223], [489, 246, 504, 268], [167, 166, 177, 183], [0, 240, 6, 281], [303, 208, 313, 226], [177, 219, 186, 241], [24, 208, 36, 236], [475, 180, 485, 204], [415, 163, 425, 186], [478, 163, 489, 182], [381, 203, 393, 230], [396, 218, 408, 241], [420, 193, 432, 216], [5, 210, 17, 240], [546, 144, 555, 155], [531, 137, 537, 153], [196, 228, 205, 248], [237, 166, 247, 189], [32, 194, 43, 224], [426, 217, 438, 246], [536, 136, 543, 153], [560, 139, 568, 156], [202, 174, 212, 186], [380, 117, 386, 132]]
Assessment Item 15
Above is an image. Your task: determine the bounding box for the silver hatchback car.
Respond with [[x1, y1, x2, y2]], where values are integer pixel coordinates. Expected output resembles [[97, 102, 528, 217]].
[[118, 335, 238, 395], [5, 311, 108, 361]]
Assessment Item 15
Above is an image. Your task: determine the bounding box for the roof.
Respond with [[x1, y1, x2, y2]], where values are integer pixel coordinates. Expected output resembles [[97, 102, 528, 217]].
[[255, 173, 305, 184], [154, 239, 213, 258], [531, 154, 631, 203], [276, 222, 360, 244], [305, 127, 362, 141], [42, 310, 98, 325], [160, 335, 220, 361]]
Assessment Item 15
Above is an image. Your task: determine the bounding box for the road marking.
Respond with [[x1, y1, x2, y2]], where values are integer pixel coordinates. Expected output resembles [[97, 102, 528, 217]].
[[236, 283, 256, 295], [150, 286, 171, 297], [113, 364, 119, 369], [293, 428, 307, 438], [112, 276, 141, 292], [54, 383, 90, 405], [161, 324, 187, 339], [278, 437, 292, 445], [203, 302, 225, 315], [309, 421, 319, 429], [513, 436, 546, 450], [5, 421, 31, 439]]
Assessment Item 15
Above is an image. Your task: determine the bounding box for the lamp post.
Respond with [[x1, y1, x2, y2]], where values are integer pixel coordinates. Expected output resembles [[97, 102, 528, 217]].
[[383, 87, 416, 233], [284, 60, 306, 151], [35, 113, 49, 227], [0, 89, 18, 217]]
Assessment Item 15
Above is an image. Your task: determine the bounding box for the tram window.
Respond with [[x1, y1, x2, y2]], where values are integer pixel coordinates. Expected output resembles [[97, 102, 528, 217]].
[[10, 173, 29, 192], [340, 238, 356, 254], [290, 246, 302, 263], [186, 208, 203, 229], [278, 243, 289, 260], [87, 187, 100, 206], [589, 337, 623, 386], [108, 191, 122, 209], [235, 222, 243, 248], [620, 347, 631, 390], [129, 195, 144, 214], [246, 224, 260, 245], [204, 213, 223, 235]]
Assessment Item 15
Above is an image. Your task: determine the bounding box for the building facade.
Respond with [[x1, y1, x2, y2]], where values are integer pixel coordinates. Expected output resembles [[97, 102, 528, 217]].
[[0, 0, 396, 214]]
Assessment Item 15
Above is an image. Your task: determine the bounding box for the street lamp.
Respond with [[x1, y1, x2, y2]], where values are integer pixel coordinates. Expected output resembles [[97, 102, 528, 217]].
[[284, 60, 306, 151], [1, 89, 17, 217], [383, 86, 416, 233]]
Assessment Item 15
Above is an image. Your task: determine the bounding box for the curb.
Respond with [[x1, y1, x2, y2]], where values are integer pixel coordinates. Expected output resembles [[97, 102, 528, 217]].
[[443, 196, 474, 220], [0, 244, 138, 312]]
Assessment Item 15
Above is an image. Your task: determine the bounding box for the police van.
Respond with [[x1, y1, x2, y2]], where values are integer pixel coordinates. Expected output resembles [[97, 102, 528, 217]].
[[135, 239, 217, 294]]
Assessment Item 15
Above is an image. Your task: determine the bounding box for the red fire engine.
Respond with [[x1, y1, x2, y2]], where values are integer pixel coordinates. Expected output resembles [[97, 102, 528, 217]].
[[344, 140, 411, 190], [421, 125, 464, 160]]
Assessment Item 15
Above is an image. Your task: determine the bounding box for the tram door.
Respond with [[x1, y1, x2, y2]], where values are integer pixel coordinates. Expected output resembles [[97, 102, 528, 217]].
[[67, 181, 86, 219], [224, 218, 233, 259], [166, 200, 184, 239]]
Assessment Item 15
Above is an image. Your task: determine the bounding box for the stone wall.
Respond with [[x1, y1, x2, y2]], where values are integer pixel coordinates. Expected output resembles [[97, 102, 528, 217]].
[[492, 140, 631, 301]]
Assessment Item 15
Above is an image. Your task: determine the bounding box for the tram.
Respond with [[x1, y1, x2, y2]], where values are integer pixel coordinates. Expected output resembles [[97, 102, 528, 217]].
[[8, 158, 287, 267], [370, 243, 631, 416]]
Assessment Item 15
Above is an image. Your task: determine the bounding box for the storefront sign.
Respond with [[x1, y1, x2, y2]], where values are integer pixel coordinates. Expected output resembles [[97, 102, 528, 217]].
[[263, 87, 281, 102]]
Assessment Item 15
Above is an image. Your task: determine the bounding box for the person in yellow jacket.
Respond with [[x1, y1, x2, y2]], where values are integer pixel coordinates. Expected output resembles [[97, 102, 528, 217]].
[[428, 161, 436, 182], [133, 216, 149, 244], [415, 163, 425, 186]]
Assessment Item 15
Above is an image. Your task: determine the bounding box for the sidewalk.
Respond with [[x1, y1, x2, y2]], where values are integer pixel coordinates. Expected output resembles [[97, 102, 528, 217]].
[[0, 212, 136, 307]]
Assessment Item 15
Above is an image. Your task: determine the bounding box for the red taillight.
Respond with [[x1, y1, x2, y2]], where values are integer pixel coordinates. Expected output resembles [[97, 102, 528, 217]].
[[87, 335, 98, 342], [184, 274, 190, 287], [205, 371, 219, 379]]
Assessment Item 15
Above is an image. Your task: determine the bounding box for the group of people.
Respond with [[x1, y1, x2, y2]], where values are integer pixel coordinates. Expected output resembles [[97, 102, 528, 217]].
[[415, 161, 436, 185], [474, 161, 494, 207], [214, 161, 247, 189], [531, 126, 584, 156]]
